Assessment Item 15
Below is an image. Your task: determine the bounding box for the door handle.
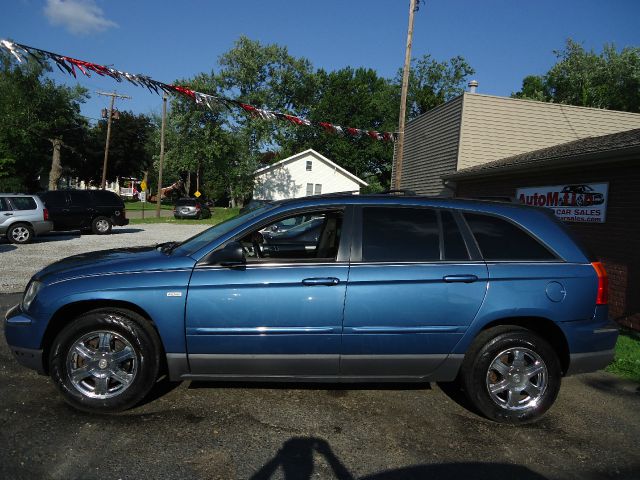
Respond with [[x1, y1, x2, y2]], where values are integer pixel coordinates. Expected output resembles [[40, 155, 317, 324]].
[[302, 277, 340, 286], [443, 274, 478, 283], [3, 213, 12, 216]]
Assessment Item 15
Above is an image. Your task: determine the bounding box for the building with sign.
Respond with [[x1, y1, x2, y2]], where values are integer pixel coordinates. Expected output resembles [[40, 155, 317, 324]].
[[394, 91, 640, 195], [443, 128, 640, 330]]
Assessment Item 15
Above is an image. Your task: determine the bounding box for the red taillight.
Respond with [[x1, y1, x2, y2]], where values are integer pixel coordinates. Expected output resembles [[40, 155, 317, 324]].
[[195, 203, 201, 210], [43, 208, 49, 221], [591, 262, 608, 305]]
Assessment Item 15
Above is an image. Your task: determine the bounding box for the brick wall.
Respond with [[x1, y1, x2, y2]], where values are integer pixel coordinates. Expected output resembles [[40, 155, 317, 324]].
[[455, 159, 640, 330]]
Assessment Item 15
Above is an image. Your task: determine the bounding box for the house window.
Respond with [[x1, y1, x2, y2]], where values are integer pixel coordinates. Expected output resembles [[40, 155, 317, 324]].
[[314, 184, 322, 195], [306, 160, 312, 171], [306, 183, 314, 196]]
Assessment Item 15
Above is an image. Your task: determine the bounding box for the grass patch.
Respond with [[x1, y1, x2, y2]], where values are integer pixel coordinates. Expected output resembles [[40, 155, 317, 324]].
[[129, 207, 241, 225], [606, 330, 640, 383], [124, 201, 173, 211]]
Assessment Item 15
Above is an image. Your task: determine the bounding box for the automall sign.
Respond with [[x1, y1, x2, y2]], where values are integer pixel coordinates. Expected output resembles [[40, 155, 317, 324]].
[[516, 183, 609, 223]]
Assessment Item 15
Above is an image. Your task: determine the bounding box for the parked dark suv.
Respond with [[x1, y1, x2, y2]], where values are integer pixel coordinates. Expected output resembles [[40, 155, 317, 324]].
[[38, 190, 129, 234], [5, 194, 617, 423]]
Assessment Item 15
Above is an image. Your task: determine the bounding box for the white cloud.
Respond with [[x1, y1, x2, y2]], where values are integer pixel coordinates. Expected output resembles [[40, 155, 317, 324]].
[[44, 0, 118, 35]]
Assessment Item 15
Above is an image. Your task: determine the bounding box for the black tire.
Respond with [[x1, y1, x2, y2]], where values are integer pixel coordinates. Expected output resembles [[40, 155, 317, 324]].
[[7, 223, 34, 244], [460, 326, 561, 424], [91, 216, 112, 235], [49, 309, 161, 413]]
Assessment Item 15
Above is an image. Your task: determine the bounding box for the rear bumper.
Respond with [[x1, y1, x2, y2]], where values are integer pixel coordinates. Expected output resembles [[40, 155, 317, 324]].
[[562, 305, 618, 376], [32, 220, 54, 235], [566, 349, 615, 376], [113, 215, 129, 226]]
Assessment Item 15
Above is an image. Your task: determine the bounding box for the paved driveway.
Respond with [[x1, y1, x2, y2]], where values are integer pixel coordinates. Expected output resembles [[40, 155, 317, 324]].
[[1, 291, 638, 479], [0, 224, 208, 293]]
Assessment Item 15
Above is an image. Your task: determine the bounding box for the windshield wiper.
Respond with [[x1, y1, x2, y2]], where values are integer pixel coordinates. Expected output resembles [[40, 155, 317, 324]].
[[157, 241, 180, 254]]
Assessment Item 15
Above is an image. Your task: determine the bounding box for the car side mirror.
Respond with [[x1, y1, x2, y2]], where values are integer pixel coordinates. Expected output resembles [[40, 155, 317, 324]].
[[205, 241, 246, 268]]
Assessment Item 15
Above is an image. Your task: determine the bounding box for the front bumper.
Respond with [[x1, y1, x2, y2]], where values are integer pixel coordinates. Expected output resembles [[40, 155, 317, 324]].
[[4, 304, 45, 374]]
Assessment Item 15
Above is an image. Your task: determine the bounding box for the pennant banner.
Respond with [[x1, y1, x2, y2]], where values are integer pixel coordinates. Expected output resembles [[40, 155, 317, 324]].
[[1, 40, 396, 142]]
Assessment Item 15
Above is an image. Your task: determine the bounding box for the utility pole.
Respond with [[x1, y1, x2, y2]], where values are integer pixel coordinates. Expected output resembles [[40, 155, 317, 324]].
[[156, 94, 167, 218], [97, 91, 131, 189], [393, 0, 418, 190]]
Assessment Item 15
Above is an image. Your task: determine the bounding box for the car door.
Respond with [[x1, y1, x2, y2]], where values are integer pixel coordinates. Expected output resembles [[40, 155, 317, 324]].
[[341, 206, 488, 377], [185, 207, 353, 377], [67, 190, 93, 229]]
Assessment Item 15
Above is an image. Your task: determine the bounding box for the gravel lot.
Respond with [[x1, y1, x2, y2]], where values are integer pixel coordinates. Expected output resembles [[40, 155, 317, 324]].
[[0, 224, 208, 293]]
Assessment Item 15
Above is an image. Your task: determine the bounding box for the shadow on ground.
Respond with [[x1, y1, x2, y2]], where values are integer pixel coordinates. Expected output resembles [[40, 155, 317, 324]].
[[250, 436, 549, 480]]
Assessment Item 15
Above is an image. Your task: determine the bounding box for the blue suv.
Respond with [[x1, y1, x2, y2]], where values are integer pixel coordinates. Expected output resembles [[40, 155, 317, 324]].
[[4, 194, 618, 423]]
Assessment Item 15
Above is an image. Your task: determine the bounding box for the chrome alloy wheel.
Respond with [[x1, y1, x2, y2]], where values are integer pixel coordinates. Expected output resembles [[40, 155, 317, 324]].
[[485, 347, 548, 411], [66, 330, 138, 399], [10, 226, 30, 242], [95, 219, 110, 233]]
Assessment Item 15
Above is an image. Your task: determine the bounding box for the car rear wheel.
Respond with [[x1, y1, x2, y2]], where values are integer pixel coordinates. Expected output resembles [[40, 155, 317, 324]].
[[92, 216, 112, 235], [49, 309, 161, 413], [7, 223, 34, 244], [460, 326, 561, 424]]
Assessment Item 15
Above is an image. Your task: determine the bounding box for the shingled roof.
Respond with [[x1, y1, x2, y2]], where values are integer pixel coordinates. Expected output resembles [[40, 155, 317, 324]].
[[444, 127, 640, 180]]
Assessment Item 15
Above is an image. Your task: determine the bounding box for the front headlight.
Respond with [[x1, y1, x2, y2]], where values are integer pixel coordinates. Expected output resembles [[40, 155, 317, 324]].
[[22, 280, 43, 311]]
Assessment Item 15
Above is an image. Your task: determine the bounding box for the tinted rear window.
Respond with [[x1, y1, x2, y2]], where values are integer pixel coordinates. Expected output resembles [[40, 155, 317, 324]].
[[39, 191, 67, 207], [9, 197, 37, 210], [362, 207, 440, 262], [176, 199, 196, 206], [90, 190, 123, 206], [464, 213, 556, 261]]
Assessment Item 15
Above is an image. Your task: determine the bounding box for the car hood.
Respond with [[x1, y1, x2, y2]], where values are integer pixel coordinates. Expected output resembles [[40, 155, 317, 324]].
[[34, 245, 196, 284]]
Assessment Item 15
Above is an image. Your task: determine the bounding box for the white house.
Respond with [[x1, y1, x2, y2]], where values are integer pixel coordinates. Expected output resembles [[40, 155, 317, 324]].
[[252, 149, 368, 200]]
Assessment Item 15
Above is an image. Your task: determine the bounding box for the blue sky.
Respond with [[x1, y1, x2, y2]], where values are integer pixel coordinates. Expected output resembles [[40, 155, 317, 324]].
[[2, 0, 639, 123]]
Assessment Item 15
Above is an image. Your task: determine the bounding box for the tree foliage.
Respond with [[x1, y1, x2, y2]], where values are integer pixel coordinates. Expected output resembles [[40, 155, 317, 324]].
[[0, 49, 87, 192], [513, 39, 640, 112]]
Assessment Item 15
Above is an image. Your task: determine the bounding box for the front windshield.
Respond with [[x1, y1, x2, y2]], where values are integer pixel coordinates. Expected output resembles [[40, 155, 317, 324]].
[[172, 205, 275, 256]]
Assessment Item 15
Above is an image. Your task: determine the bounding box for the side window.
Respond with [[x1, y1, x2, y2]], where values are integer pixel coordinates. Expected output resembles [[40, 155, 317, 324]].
[[9, 197, 37, 210], [40, 192, 67, 208], [362, 207, 439, 262], [239, 210, 343, 262], [305, 183, 313, 196], [90, 190, 120, 206], [68, 190, 92, 205], [464, 213, 556, 261], [314, 184, 322, 195], [441, 211, 470, 261], [0, 197, 9, 211]]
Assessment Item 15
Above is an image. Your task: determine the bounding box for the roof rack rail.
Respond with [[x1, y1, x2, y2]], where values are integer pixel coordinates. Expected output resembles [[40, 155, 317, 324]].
[[375, 189, 417, 196]]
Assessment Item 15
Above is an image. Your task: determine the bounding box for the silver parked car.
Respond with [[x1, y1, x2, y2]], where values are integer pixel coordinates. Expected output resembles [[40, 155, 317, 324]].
[[0, 194, 53, 244]]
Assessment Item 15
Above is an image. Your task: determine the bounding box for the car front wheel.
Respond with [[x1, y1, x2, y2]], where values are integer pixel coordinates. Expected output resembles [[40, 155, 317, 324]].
[[49, 309, 161, 413], [460, 326, 561, 424]]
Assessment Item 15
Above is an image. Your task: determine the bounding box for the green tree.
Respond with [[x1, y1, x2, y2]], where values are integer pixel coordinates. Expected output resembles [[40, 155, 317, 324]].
[[80, 111, 155, 184], [402, 54, 475, 118], [0, 49, 88, 192], [280, 67, 399, 187], [513, 39, 640, 112]]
